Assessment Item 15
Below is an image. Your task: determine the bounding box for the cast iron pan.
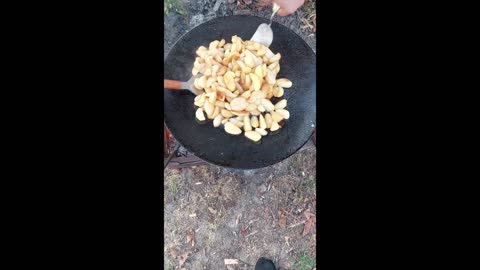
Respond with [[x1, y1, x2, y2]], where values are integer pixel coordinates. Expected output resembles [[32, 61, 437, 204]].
[[164, 15, 316, 169]]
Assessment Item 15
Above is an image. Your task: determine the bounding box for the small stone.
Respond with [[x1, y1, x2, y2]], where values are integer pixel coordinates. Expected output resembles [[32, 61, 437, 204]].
[[257, 184, 267, 194], [243, 169, 256, 176]]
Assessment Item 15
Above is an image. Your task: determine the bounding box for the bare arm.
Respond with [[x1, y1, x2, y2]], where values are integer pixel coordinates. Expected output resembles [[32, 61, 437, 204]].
[[273, 0, 305, 16]]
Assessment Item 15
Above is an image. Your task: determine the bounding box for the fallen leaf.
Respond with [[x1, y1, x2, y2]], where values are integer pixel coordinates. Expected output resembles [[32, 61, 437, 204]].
[[302, 217, 315, 236], [178, 251, 190, 268], [304, 211, 316, 220], [309, 233, 316, 251], [208, 207, 217, 214], [279, 215, 287, 229], [186, 228, 195, 247], [169, 247, 179, 258], [257, 0, 270, 6], [240, 227, 248, 237]]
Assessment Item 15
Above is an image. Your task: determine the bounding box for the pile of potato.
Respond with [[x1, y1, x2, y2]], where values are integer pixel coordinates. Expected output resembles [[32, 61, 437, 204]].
[[192, 35, 292, 142]]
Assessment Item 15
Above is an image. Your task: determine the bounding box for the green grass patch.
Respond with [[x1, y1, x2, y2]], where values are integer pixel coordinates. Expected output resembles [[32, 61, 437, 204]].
[[294, 251, 316, 270], [294, 177, 316, 203], [164, 259, 174, 270], [168, 178, 178, 195], [164, 0, 186, 16]]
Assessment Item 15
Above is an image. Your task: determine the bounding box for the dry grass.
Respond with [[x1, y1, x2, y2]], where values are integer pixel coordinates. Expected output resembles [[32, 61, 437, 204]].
[[301, 0, 316, 34], [164, 147, 317, 269]]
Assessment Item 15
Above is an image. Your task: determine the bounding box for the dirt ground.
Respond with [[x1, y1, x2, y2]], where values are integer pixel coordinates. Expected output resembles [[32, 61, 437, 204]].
[[164, 1, 317, 269], [164, 144, 316, 270]]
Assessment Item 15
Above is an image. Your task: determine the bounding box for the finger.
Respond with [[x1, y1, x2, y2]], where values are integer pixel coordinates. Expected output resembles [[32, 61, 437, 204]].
[[277, 8, 292, 16]]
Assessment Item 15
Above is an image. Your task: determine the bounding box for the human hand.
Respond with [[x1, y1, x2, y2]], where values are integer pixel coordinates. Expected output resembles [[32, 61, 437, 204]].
[[273, 0, 305, 16]]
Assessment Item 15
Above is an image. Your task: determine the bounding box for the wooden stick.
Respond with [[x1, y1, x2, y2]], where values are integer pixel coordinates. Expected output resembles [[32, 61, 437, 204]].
[[164, 79, 183, 89], [224, 259, 239, 265], [288, 220, 306, 228]]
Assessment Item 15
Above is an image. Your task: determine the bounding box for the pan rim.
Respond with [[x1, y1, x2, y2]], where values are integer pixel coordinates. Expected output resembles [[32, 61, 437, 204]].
[[164, 120, 315, 170], [164, 15, 316, 169]]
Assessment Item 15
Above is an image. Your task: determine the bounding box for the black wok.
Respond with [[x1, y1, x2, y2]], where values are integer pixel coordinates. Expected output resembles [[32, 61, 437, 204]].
[[164, 15, 316, 169]]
